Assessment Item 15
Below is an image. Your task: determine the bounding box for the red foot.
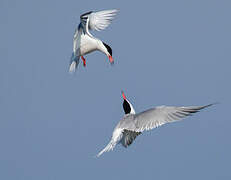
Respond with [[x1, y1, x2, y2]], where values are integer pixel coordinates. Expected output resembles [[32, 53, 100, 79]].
[[81, 56, 86, 67]]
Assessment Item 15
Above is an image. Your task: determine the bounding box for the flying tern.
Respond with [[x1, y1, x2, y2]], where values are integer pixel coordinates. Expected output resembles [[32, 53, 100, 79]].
[[97, 91, 213, 157], [69, 9, 118, 72]]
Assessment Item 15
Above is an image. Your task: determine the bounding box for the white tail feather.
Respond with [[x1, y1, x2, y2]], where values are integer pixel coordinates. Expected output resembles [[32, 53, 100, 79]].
[[97, 128, 123, 157], [69, 58, 81, 73], [69, 53, 80, 73], [69, 61, 77, 73], [97, 140, 116, 157]]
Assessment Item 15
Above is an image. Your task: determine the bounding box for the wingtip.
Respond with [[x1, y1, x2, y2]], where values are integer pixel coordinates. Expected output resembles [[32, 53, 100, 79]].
[[203, 103, 218, 108], [107, 9, 119, 12], [211, 102, 220, 105], [96, 151, 103, 158], [112, 9, 120, 13], [110, 9, 119, 16], [93, 154, 100, 158], [191, 103, 217, 112]]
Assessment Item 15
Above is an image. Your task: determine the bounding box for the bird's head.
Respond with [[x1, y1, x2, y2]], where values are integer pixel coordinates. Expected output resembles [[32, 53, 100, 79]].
[[102, 42, 114, 64], [122, 91, 135, 114]]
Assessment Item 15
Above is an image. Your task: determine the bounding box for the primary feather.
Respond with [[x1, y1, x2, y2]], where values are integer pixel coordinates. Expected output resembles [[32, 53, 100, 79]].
[[89, 9, 119, 31], [69, 9, 118, 72], [97, 102, 213, 157], [130, 104, 213, 132]]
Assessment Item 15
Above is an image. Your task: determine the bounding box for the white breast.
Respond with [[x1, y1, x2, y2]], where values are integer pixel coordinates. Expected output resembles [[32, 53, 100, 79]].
[[79, 34, 99, 55]]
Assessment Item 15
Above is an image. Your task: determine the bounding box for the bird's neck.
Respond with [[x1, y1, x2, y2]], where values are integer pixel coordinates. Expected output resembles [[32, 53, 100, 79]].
[[97, 41, 109, 55]]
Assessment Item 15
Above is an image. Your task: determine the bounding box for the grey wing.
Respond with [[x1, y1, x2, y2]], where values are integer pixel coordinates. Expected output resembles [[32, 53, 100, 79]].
[[129, 104, 213, 132], [88, 9, 118, 31], [121, 130, 142, 148], [78, 9, 118, 37]]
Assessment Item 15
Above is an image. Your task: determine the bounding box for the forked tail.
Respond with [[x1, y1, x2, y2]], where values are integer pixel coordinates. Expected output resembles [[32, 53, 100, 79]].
[[97, 128, 123, 157], [97, 140, 116, 157], [69, 53, 80, 73]]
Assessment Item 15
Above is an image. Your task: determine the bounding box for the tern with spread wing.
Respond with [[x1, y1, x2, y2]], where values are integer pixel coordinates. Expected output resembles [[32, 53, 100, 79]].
[[69, 9, 118, 72], [97, 91, 213, 157]]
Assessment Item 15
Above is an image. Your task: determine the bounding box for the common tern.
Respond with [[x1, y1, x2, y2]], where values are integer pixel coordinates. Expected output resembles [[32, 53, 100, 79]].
[[97, 91, 213, 157], [69, 9, 118, 72]]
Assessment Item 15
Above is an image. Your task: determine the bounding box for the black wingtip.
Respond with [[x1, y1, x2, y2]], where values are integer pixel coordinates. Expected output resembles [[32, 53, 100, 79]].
[[180, 103, 216, 115], [202, 103, 218, 109]]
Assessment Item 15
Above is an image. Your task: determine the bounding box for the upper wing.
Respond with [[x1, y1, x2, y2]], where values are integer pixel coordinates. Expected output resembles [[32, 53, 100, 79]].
[[88, 9, 118, 31], [78, 9, 118, 38], [130, 104, 213, 132]]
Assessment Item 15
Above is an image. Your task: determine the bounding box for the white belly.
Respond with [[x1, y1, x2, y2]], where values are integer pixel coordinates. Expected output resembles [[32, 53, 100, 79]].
[[79, 34, 98, 55]]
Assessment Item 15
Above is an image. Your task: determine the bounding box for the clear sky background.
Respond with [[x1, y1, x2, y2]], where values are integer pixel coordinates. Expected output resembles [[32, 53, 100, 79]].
[[1, 0, 230, 179]]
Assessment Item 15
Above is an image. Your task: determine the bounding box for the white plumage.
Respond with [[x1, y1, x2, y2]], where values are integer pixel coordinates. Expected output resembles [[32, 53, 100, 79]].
[[97, 91, 213, 157], [69, 9, 118, 72], [88, 9, 118, 31]]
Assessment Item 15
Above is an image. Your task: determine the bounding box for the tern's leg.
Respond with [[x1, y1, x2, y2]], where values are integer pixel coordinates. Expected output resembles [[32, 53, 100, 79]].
[[81, 56, 86, 67]]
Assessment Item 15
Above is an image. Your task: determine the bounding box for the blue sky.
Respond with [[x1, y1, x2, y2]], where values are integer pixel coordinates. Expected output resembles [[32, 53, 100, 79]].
[[1, 0, 230, 179]]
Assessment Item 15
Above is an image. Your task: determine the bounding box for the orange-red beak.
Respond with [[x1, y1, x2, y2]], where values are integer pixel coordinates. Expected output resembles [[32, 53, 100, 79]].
[[108, 55, 114, 64], [122, 91, 126, 100]]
